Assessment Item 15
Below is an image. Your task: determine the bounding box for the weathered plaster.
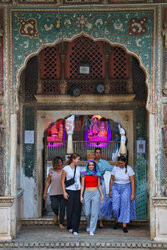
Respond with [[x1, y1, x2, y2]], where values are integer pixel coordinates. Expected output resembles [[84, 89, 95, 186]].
[[154, 6, 164, 196], [149, 113, 156, 240], [23, 176, 38, 218], [10, 114, 17, 237], [3, 6, 11, 196]]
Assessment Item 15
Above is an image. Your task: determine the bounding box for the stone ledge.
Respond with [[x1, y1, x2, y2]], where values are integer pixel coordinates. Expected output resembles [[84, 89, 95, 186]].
[[20, 218, 148, 226], [0, 197, 14, 206], [0, 240, 167, 249], [152, 197, 167, 207], [35, 94, 136, 104]]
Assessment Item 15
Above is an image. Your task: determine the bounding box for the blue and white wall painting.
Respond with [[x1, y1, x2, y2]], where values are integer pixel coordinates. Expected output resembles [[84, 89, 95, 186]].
[[13, 9, 154, 85]]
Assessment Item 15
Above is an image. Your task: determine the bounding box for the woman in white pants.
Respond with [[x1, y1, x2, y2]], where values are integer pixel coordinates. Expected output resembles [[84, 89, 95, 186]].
[[80, 160, 103, 236]]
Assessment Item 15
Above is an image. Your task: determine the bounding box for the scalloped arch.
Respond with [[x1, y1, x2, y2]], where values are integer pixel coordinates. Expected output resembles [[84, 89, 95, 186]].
[[15, 32, 149, 111]]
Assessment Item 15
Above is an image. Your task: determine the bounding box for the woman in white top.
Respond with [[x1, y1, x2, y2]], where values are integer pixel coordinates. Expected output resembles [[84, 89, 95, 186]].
[[61, 153, 82, 236], [100, 155, 136, 233], [43, 156, 65, 229]]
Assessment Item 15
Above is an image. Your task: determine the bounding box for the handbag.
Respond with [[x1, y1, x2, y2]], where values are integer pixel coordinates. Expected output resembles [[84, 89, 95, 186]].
[[65, 167, 76, 187]]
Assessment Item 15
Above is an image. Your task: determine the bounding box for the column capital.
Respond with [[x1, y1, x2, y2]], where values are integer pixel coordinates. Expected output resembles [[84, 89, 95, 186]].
[[0, 197, 14, 205]]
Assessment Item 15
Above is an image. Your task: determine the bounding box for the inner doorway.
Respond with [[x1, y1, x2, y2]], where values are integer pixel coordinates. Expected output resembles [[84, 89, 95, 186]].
[[42, 113, 132, 215]]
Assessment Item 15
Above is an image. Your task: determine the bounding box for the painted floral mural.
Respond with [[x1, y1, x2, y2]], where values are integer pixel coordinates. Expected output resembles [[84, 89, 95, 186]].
[[13, 9, 153, 85]]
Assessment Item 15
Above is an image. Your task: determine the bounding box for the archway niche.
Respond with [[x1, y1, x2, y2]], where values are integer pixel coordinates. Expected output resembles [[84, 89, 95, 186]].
[[17, 35, 148, 219]]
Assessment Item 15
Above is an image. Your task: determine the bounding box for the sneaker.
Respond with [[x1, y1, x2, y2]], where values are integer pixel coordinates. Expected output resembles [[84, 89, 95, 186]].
[[113, 222, 119, 230], [86, 226, 90, 232], [123, 227, 128, 233], [90, 232, 94, 236], [68, 229, 73, 233], [73, 232, 78, 236]]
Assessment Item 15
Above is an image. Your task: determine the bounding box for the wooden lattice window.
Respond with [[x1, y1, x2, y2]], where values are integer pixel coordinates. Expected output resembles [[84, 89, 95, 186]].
[[109, 47, 130, 79], [65, 36, 105, 79], [40, 45, 61, 80], [42, 80, 60, 94], [110, 80, 128, 94]]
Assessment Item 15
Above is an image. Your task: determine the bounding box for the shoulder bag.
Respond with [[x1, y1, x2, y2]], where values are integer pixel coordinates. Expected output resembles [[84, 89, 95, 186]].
[[65, 166, 76, 187]]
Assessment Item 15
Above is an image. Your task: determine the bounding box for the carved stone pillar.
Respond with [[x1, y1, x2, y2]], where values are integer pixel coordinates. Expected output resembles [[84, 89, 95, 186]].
[[0, 197, 14, 241], [152, 197, 167, 242], [118, 124, 127, 156], [65, 115, 75, 154], [37, 53, 42, 94], [163, 8, 167, 96], [0, 105, 5, 196], [60, 54, 67, 95], [105, 54, 110, 94], [162, 104, 167, 195], [0, 9, 3, 97]]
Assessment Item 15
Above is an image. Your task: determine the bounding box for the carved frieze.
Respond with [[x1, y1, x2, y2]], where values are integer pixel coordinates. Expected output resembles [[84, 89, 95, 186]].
[[152, 197, 167, 207], [63, 0, 101, 3], [0, 197, 14, 204], [18, 0, 57, 2]]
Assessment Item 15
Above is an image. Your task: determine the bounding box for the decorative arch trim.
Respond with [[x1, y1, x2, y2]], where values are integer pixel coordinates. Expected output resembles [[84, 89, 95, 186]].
[[11, 7, 155, 112]]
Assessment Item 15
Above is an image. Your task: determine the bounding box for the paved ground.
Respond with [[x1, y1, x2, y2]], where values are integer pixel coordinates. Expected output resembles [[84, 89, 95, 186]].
[[16, 224, 150, 241], [1, 223, 167, 249]]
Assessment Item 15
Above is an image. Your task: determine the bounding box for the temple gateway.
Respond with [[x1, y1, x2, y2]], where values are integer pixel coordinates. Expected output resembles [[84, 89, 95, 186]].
[[0, 0, 167, 247]]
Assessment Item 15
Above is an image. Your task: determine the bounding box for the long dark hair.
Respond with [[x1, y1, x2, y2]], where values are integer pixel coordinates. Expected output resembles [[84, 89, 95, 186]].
[[87, 160, 97, 172], [118, 155, 127, 173], [66, 153, 80, 165], [52, 156, 63, 168]]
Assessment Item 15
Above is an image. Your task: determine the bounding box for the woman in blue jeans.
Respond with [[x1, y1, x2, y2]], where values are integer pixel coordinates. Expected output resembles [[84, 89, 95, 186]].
[[80, 160, 103, 236]]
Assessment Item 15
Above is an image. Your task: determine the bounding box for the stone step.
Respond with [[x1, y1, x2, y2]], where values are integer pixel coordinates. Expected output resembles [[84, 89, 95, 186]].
[[20, 217, 149, 226], [1, 224, 166, 249]]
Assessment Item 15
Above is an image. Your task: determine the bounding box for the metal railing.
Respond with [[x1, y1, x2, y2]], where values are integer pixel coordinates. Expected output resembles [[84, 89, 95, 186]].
[[47, 141, 120, 162]]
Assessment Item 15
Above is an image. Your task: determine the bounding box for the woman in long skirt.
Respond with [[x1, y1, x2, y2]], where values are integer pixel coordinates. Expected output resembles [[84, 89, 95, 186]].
[[100, 155, 136, 233]]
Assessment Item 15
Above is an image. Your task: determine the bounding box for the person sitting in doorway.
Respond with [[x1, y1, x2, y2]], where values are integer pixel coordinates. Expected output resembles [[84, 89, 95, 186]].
[[43, 156, 65, 229], [100, 155, 136, 233], [93, 147, 114, 228], [80, 160, 103, 236]]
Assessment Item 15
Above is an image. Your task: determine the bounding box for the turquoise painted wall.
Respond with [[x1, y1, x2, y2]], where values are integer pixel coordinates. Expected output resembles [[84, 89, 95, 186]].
[[12, 9, 154, 85], [135, 107, 147, 219]]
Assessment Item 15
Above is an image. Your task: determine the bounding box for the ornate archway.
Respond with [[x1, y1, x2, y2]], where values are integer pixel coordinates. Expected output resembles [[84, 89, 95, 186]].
[[8, 6, 157, 240]]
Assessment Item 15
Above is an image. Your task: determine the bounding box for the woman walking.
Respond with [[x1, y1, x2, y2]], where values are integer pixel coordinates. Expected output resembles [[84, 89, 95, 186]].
[[80, 160, 103, 236], [100, 155, 136, 233], [61, 153, 82, 236], [43, 156, 65, 229]]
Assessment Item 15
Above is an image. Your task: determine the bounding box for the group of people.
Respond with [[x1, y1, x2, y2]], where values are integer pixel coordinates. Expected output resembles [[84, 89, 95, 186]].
[[43, 148, 136, 236]]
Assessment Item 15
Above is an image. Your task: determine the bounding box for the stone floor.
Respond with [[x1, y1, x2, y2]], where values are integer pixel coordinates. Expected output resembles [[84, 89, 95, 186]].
[[0, 222, 167, 249], [16, 223, 150, 240]]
